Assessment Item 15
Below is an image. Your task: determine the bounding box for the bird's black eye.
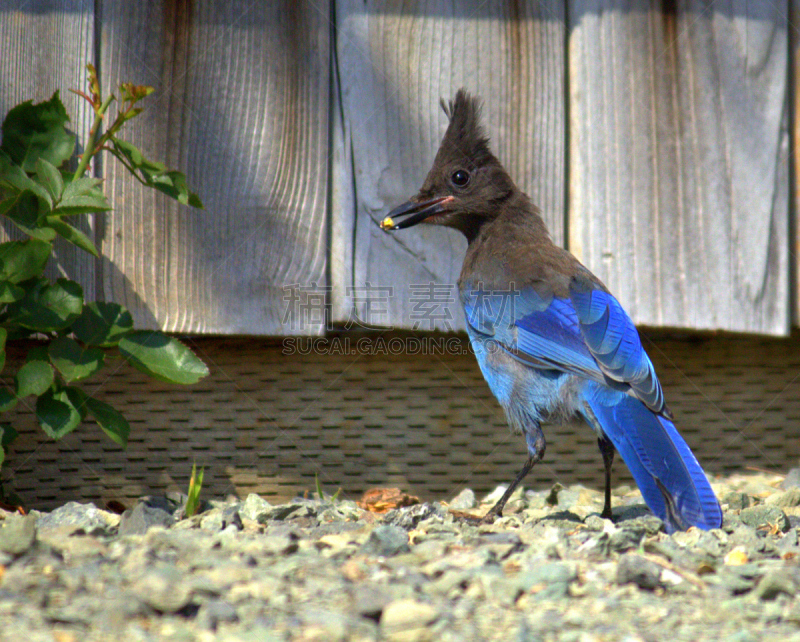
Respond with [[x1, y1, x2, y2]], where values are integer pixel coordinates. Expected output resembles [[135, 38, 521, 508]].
[[451, 169, 470, 187]]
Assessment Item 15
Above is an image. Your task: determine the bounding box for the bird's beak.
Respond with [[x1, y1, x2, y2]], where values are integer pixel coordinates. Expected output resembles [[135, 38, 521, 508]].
[[380, 196, 454, 231]]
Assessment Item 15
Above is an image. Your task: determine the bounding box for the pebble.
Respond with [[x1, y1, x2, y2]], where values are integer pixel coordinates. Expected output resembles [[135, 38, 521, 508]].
[[0, 474, 799, 639], [0, 513, 36, 555], [118, 501, 174, 536], [616, 553, 665, 590], [448, 488, 476, 510], [361, 524, 410, 557]]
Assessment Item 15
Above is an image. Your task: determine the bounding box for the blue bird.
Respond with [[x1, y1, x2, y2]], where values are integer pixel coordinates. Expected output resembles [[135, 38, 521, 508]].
[[381, 89, 722, 532]]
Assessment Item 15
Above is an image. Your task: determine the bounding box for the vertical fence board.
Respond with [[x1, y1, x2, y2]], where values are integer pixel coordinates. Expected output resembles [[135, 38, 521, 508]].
[[569, 1, 790, 335], [98, 0, 330, 334], [0, 0, 96, 299], [333, 1, 566, 330], [793, 0, 800, 328]]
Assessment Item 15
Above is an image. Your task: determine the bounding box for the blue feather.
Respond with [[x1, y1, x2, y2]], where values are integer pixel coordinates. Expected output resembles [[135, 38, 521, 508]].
[[462, 281, 721, 531], [582, 383, 722, 532]]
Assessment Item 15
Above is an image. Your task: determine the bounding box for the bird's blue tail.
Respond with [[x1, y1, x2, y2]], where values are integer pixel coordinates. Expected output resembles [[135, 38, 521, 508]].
[[582, 382, 722, 532]]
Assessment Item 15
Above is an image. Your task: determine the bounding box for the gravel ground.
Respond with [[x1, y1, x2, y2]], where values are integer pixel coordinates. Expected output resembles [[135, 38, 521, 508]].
[[1, 472, 800, 641]]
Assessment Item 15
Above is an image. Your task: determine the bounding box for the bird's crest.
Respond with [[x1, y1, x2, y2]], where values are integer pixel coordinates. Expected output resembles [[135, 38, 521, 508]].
[[438, 89, 494, 167]]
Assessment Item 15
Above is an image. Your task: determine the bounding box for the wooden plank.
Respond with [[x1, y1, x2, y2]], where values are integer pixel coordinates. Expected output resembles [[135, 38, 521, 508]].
[[98, 0, 330, 334], [332, 0, 566, 330], [0, 0, 96, 299], [793, 0, 800, 328], [569, 1, 790, 335]]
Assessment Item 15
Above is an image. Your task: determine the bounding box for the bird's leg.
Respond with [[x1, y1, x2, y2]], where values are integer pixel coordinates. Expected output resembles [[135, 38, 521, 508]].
[[482, 425, 545, 523], [598, 435, 615, 519]]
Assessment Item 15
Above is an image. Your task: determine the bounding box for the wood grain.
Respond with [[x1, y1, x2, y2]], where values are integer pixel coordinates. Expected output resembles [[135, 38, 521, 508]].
[[569, 1, 790, 335], [98, 0, 331, 334], [0, 0, 96, 299], [793, 0, 800, 328], [332, 0, 567, 330]]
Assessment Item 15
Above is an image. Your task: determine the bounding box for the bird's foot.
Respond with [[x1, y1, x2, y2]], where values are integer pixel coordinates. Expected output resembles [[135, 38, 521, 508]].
[[448, 509, 498, 525]]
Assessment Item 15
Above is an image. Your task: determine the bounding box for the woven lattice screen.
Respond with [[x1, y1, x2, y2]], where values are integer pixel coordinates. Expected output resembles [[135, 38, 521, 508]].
[[4, 332, 799, 510]]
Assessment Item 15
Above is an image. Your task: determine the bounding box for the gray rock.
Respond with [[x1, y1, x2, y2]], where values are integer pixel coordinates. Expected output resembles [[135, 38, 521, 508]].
[[36, 502, 119, 535], [353, 586, 393, 621], [381, 599, 438, 634], [583, 514, 610, 531], [765, 488, 800, 508], [449, 488, 476, 511], [739, 505, 791, 533], [613, 505, 660, 527], [609, 526, 645, 553], [517, 562, 577, 600], [119, 502, 175, 536], [131, 566, 192, 613], [722, 492, 754, 510], [259, 535, 299, 556], [197, 599, 239, 630], [713, 564, 764, 595], [240, 494, 272, 522], [362, 525, 410, 557], [616, 554, 664, 590], [200, 506, 243, 532], [777, 529, 799, 554], [384, 503, 444, 530], [752, 569, 798, 600], [780, 468, 800, 490], [262, 502, 312, 522], [0, 514, 36, 555]]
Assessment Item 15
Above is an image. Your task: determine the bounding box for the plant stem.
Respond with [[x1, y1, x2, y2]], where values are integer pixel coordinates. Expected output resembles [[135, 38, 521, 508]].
[[73, 95, 115, 181]]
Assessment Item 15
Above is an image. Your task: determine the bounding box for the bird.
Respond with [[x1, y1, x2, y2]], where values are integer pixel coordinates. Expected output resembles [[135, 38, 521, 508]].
[[380, 89, 722, 532]]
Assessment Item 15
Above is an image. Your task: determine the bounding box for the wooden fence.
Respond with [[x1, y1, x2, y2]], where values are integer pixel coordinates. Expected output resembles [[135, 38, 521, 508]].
[[1, 0, 796, 337]]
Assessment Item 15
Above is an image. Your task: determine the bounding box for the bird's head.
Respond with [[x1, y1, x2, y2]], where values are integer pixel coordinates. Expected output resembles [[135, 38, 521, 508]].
[[381, 89, 516, 242]]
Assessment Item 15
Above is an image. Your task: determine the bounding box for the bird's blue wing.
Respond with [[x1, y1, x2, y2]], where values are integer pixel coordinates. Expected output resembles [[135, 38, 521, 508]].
[[462, 283, 606, 383], [569, 281, 666, 414], [463, 279, 666, 414]]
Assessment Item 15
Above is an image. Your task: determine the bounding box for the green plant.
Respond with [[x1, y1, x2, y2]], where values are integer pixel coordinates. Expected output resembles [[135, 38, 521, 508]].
[[185, 462, 204, 518], [0, 64, 209, 472], [314, 472, 342, 502]]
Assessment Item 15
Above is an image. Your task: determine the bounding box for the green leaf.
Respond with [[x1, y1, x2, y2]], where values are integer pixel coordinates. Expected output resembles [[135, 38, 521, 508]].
[[0, 190, 57, 241], [0, 424, 17, 446], [185, 462, 204, 517], [72, 301, 133, 347], [0, 424, 18, 467], [36, 386, 82, 439], [84, 396, 129, 447], [35, 158, 64, 202], [119, 83, 155, 104], [0, 187, 56, 242], [6, 277, 83, 331], [54, 176, 110, 215], [0, 281, 25, 303], [48, 336, 105, 382], [25, 345, 49, 362], [0, 159, 54, 207], [45, 216, 99, 257], [0, 240, 51, 283], [110, 138, 203, 208], [0, 327, 6, 373], [119, 331, 209, 384], [15, 359, 54, 397], [63, 385, 88, 420], [0, 388, 17, 412], [1, 92, 75, 171]]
